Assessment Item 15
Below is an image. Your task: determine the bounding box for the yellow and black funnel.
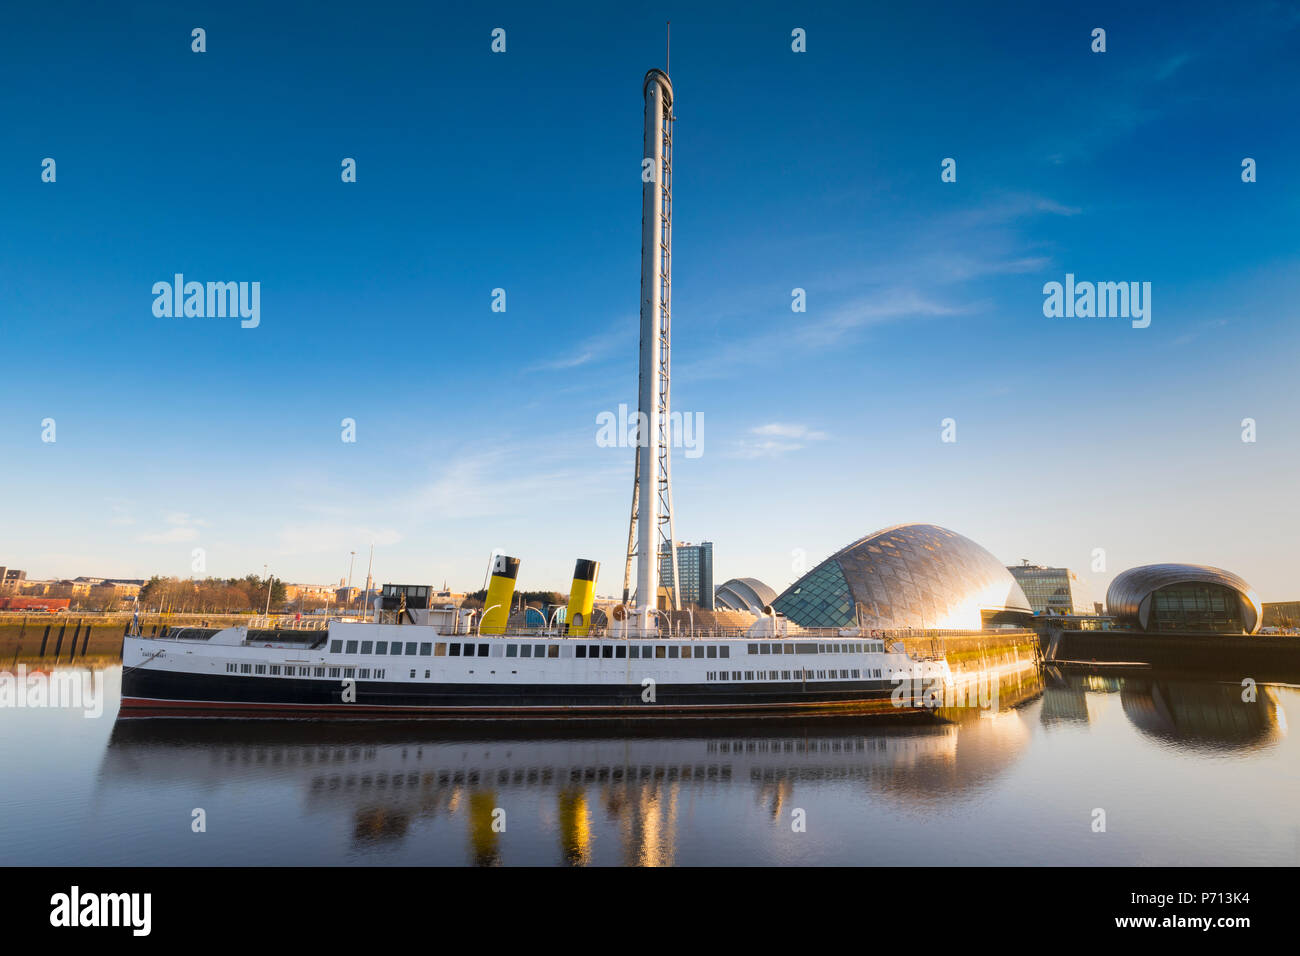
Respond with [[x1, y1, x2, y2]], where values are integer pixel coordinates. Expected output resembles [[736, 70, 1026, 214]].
[[480, 554, 520, 635], [565, 559, 600, 636]]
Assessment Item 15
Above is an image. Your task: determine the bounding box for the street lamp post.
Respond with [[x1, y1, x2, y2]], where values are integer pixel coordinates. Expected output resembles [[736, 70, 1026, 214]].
[[346, 551, 356, 619]]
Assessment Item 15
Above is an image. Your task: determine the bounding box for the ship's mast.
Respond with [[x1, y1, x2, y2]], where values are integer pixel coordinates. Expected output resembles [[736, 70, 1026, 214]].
[[623, 61, 680, 633]]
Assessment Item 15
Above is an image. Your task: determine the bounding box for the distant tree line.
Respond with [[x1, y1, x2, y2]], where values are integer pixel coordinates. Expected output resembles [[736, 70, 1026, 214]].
[[460, 589, 564, 610], [138, 574, 289, 613]]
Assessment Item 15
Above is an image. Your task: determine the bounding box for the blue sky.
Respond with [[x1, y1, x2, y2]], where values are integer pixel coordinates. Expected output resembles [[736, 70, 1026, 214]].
[[3, 1, 1299, 600]]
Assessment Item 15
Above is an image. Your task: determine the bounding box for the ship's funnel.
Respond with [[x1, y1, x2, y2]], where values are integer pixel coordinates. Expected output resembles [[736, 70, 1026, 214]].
[[480, 554, 520, 635], [565, 559, 600, 636]]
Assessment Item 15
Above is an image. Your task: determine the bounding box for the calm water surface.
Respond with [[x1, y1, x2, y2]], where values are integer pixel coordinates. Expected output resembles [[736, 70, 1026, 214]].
[[1, 666, 1296, 865]]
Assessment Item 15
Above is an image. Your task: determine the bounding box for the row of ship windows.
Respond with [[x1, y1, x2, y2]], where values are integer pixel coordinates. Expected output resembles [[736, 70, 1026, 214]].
[[578, 643, 728, 659], [323, 639, 888, 659], [328, 639, 559, 659], [747, 642, 885, 655], [221, 662, 886, 682], [226, 663, 387, 679], [706, 669, 884, 681]]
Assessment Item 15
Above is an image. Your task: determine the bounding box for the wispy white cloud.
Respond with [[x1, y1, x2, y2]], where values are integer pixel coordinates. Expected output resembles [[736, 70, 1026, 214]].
[[751, 423, 829, 440], [1033, 198, 1082, 217], [530, 323, 636, 371], [1155, 52, 1194, 82], [1171, 317, 1230, 346], [105, 497, 134, 526], [799, 291, 969, 347], [138, 526, 200, 544], [273, 523, 403, 558], [731, 422, 829, 459], [408, 447, 619, 519], [137, 511, 207, 543]]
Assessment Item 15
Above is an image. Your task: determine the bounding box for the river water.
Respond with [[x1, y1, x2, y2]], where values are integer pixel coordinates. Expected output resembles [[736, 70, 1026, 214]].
[[0, 665, 1296, 866]]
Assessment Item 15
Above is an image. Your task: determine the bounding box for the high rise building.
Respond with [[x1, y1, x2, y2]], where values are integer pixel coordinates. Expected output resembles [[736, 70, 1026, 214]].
[[1007, 563, 1096, 616], [660, 541, 713, 610]]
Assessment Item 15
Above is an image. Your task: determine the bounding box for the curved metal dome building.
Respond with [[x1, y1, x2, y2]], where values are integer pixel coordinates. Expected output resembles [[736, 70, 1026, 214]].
[[714, 578, 777, 614], [771, 523, 1031, 631], [1105, 564, 1263, 634]]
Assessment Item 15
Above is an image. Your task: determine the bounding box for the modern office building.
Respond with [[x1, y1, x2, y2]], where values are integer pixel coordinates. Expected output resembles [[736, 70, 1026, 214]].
[[659, 541, 714, 610], [1106, 564, 1263, 634], [714, 577, 777, 614], [771, 523, 1032, 631], [1262, 601, 1300, 628], [1007, 563, 1096, 616]]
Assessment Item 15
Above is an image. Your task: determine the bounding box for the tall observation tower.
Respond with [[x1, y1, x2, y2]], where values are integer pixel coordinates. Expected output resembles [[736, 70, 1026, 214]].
[[623, 66, 680, 633]]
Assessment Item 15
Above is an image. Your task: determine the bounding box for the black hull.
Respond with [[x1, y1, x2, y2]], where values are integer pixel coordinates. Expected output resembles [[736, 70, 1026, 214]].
[[119, 668, 919, 720]]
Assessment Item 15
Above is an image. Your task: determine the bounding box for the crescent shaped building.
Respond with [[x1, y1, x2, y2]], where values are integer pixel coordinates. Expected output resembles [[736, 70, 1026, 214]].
[[1105, 564, 1263, 634], [770, 523, 1032, 631], [714, 578, 777, 614]]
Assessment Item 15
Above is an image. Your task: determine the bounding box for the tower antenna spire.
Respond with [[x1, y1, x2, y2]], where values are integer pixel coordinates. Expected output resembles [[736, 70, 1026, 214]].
[[666, 20, 670, 74]]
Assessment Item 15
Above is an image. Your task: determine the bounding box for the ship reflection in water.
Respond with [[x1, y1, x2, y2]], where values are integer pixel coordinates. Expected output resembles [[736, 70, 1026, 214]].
[[1, 662, 1289, 865], [100, 718, 985, 866]]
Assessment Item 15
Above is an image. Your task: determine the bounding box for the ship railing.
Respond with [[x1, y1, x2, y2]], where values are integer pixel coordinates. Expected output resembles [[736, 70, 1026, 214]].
[[246, 616, 330, 631], [483, 626, 1029, 642]]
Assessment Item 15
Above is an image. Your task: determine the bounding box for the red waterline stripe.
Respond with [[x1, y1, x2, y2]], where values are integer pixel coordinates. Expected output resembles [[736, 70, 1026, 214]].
[[117, 696, 906, 719]]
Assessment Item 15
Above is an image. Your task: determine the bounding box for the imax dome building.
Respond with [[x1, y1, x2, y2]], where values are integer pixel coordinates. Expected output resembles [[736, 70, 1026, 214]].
[[1106, 564, 1263, 634], [771, 523, 1032, 631]]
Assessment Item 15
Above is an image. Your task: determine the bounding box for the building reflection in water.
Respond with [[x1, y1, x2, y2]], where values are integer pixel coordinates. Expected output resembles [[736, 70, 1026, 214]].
[[1040, 668, 1123, 726], [1038, 665, 1283, 753], [1120, 679, 1282, 752]]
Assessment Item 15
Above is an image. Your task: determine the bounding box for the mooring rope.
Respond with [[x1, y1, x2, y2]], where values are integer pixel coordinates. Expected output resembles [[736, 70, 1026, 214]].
[[121, 648, 166, 674]]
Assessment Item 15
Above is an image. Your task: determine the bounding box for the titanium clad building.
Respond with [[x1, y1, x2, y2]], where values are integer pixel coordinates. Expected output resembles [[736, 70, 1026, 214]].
[[1105, 564, 1264, 634], [771, 523, 1032, 631], [714, 577, 777, 614], [1007, 563, 1097, 615]]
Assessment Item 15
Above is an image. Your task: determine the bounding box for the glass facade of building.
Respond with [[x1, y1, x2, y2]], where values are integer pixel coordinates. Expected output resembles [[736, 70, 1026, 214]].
[[771, 523, 1032, 631], [660, 541, 714, 610], [1006, 565, 1096, 615], [1150, 583, 1244, 633]]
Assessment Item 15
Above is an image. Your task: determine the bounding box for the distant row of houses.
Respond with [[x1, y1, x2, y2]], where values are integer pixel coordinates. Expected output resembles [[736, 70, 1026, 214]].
[[0, 567, 145, 602], [0, 565, 466, 612]]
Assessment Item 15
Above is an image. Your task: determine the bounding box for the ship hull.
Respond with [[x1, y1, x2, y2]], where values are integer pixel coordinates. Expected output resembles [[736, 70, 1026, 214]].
[[118, 668, 913, 720]]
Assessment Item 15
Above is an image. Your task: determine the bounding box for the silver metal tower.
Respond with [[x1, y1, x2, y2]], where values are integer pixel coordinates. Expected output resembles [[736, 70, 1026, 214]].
[[623, 67, 680, 632]]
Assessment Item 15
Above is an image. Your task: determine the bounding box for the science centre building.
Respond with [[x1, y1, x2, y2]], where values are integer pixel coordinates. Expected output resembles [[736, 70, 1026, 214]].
[[771, 523, 1033, 631]]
